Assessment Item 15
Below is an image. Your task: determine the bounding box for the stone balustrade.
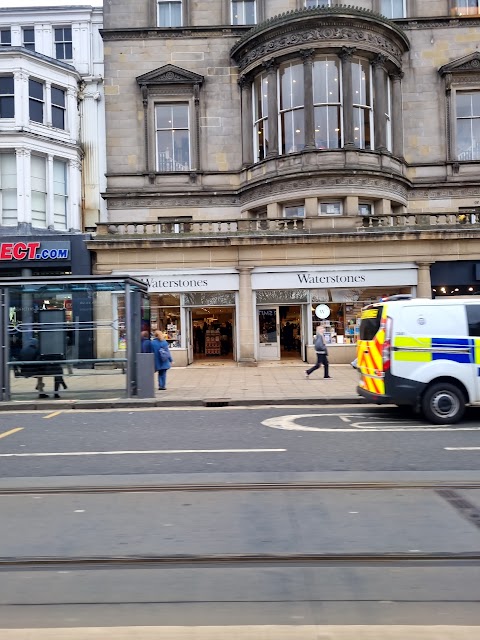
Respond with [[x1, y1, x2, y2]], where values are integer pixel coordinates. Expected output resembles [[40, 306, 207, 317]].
[[93, 212, 480, 237]]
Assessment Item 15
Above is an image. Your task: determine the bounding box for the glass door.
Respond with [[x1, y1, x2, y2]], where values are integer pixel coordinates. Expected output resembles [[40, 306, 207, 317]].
[[185, 308, 193, 364], [258, 307, 280, 360]]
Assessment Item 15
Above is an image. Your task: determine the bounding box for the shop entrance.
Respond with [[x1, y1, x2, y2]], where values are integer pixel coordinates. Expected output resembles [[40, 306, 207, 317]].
[[258, 305, 304, 361], [190, 307, 235, 362]]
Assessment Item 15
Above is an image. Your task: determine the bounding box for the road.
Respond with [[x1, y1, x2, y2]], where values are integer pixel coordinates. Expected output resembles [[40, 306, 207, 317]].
[[0, 405, 480, 477], [1, 405, 480, 638]]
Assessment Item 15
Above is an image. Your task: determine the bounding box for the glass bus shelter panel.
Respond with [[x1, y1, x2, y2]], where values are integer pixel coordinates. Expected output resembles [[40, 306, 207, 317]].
[[2, 278, 147, 401]]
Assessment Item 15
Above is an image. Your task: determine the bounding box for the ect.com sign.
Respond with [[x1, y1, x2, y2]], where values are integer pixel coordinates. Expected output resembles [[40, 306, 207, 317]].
[[0, 241, 70, 262]]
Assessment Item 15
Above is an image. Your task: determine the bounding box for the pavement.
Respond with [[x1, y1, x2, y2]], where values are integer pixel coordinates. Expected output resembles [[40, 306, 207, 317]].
[[3, 361, 365, 410]]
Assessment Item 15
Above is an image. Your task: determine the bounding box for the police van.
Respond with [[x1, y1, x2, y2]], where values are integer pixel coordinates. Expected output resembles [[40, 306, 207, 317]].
[[356, 295, 480, 424]]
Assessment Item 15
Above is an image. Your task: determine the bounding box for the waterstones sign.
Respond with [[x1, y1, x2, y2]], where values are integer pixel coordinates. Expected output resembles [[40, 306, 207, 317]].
[[252, 267, 418, 290], [129, 272, 239, 293]]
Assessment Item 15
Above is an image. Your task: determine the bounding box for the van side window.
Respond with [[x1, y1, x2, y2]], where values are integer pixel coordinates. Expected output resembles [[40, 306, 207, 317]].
[[466, 305, 480, 337], [359, 306, 383, 341]]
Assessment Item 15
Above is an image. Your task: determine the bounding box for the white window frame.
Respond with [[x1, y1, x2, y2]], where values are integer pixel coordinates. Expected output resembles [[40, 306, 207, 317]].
[[305, 0, 332, 7], [53, 159, 68, 230], [455, 90, 480, 161], [29, 78, 44, 124], [352, 58, 374, 150], [279, 61, 305, 155], [253, 72, 269, 162], [0, 75, 14, 119], [0, 152, 17, 227], [319, 202, 342, 215], [157, 0, 183, 27], [51, 86, 66, 130], [54, 26, 73, 61], [231, 0, 257, 25], [452, 1, 480, 16], [313, 55, 343, 149], [22, 26, 35, 51], [31, 155, 47, 228], [155, 102, 191, 172], [0, 29, 11, 47], [380, 0, 406, 18], [283, 204, 305, 218], [358, 202, 373, 216]]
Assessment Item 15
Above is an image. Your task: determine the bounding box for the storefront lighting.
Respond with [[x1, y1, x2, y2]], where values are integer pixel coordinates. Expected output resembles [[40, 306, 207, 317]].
[[455, 288, 459, 292], [441, 287, 446, 293], [469, 287, 474, 292]]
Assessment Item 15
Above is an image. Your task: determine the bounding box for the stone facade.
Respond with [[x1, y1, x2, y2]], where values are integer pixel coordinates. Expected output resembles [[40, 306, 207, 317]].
[[92, 1, 480, 365]]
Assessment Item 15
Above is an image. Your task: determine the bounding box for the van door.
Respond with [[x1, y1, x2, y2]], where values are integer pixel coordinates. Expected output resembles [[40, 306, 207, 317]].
[[466, 304, 480, 402], [357, 305, 387, 397]]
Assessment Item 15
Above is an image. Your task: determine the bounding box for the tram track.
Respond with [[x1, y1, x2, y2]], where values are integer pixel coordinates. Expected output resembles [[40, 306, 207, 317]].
[[2, 480, 480, 495], [2, 552, 480, 569]]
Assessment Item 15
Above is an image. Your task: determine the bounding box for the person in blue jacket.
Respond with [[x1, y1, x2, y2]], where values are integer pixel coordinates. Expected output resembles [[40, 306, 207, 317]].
[[141, 330, 153, 353], [151, 330, 173, 390]]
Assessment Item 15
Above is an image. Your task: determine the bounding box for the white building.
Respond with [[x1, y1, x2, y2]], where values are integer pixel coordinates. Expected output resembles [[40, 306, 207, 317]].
[[0, 4, 105, 247]]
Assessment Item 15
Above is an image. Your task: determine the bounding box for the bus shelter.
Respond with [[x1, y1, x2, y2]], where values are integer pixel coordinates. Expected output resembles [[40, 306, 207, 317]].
[[0, 275, 149, 402]]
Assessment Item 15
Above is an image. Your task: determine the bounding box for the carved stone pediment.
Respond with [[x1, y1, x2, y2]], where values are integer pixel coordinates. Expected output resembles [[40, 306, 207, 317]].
[[439, 52, 480, 76], [136, 64, 204, 86]]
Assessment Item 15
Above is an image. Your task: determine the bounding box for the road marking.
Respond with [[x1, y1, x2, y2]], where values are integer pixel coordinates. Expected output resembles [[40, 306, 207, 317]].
[[444, 447, 480, 451], [261, 414, 480, 432], [0, 448, 287, 458], [43, 411, 62, 419], [0, 428, 23, 440]]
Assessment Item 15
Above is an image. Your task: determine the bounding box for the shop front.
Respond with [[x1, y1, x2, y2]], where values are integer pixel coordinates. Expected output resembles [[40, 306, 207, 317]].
[[112, 270, 240, 367], [252, 264, 419, 364], [431, 261, 480, 297]]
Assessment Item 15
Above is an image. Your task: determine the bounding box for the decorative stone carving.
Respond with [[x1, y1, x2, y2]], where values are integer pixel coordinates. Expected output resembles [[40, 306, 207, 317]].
[[136, 64, 204, 86], [439, 52, 480, 76]]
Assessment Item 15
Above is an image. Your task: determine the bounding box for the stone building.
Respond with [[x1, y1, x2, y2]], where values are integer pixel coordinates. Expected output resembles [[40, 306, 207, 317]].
[[91, 0, 480, 366]]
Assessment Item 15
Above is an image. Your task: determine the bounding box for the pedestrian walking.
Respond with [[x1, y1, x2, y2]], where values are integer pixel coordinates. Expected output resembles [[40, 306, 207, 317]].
[[141, 330, 153, 353], [305, 325, 331, 379], [151, 330, 173, 390]]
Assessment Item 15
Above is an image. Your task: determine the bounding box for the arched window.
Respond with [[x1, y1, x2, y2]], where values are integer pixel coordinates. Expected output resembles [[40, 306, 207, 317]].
[[313, 56, 342, 149], [352, 58, 373, 150], [253, 73, 269, 162], [279, 62, 305, 155]]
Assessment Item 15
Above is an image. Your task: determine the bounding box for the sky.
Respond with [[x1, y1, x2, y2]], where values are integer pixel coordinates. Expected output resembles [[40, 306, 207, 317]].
[[2, 1, 103, 7]]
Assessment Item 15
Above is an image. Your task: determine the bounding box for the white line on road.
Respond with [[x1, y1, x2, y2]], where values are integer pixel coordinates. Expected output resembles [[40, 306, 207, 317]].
[[444, 447, 480, 451], [0, 448, 287, 458], [262, 414, 480, 432]]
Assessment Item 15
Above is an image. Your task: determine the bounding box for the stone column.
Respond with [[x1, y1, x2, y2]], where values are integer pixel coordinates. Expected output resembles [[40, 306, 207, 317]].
[[264, 59, 278, 158], [372, 54, 388, 152], [237, 267, 256, 365], [239, 75, 253, 166], [391, 71, 404, 158], [416, 262, 433, 299], [339, 47, 356, 149], [301, 49, 315, 150], [16, 147, 30, 226]]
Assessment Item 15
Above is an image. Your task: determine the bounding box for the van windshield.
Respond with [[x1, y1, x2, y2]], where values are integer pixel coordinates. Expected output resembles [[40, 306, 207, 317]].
[[360, 306, 383, 340]]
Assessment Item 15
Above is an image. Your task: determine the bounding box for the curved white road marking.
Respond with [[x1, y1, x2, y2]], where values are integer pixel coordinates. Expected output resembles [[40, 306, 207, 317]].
[[261, 414, 480, 432]]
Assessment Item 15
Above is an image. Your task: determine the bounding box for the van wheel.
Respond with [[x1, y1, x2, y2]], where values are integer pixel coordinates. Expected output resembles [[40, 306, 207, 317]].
[[422, 383, 465, 425]]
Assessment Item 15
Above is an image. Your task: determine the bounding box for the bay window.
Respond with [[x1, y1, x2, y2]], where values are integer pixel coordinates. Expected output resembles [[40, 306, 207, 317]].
[[51, 86, 66, 130], [0, 75, 14, 118], [313, 57, 342, 149], [0, 153, 17, 226], [352, 58, 373, 150], [31, 155, 47, 227], [253, 73, 269, 161], [280, 62, 305, 154], [53, 159, 68, 230], [29, 79, 44, 124]]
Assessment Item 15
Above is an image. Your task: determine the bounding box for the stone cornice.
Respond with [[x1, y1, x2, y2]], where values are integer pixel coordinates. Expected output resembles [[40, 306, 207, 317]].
[[398, 16, 480, 30], [100, 26, 249, 41]]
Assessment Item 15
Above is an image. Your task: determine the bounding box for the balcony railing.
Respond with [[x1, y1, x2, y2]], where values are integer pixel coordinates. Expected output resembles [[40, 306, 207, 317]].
[[91, 212, 480, 238]]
